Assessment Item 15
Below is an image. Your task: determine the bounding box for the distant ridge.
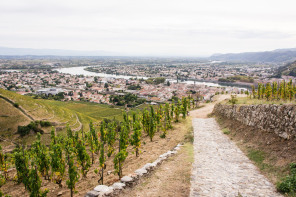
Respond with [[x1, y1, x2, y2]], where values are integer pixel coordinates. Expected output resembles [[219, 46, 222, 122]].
[[0, 46, 117, 56], [210, 48, 296, 63]]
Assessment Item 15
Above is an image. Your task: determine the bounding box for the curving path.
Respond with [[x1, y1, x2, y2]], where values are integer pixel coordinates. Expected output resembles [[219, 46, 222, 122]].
[[190, 95, 282, 197]]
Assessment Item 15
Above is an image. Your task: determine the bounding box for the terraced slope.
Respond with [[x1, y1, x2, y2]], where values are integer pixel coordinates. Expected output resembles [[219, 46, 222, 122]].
[[0, 89, 123, 147]]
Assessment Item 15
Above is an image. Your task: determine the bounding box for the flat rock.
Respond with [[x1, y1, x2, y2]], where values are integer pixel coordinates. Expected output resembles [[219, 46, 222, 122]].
[[174, 147, 181, 150], [85, 190, 100, 197], [135, 168, 148, 176], [120, 176, 133, 182], [111, 182, 126, 190], [94, 185, 113, 195], [152, 158, 162, 166], [143, 163, 154, 170]]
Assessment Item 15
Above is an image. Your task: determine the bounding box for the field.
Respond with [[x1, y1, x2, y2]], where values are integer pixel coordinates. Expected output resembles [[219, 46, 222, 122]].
[[0, 89, 124, 147]]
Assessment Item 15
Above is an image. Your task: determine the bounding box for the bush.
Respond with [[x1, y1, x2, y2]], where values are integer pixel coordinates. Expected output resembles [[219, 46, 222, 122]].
[[277, 163, 296, 194], [229, 95, 238, 105], [17, 121, 44, 136], [13, 103, 19, 108], [39, 121, 51, 127], [17, 126, 31, 136]]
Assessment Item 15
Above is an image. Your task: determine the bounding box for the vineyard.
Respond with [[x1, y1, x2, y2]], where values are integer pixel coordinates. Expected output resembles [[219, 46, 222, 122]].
[[250, 80, 296, 102], [0, 89, 123, 147], [0, 96, 196, 197]]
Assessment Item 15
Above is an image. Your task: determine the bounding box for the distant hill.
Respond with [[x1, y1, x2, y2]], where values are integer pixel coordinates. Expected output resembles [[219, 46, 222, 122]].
[[275, 60, 296, 77], [210, 48, 296, 63], [0, 46, 117, 56]]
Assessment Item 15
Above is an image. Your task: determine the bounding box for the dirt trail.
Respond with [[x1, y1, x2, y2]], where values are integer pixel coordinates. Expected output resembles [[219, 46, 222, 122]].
[[190, 95, 282, 197], [0, 94, 34, 121], [190, 95, 230, 118]]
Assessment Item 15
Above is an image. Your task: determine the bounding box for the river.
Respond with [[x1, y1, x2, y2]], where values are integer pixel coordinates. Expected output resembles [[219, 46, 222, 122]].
[[55, 66, 246, 89]]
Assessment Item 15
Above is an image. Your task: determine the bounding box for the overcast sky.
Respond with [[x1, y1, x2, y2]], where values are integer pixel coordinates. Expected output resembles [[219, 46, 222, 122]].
[[0, 0, 296, 56]]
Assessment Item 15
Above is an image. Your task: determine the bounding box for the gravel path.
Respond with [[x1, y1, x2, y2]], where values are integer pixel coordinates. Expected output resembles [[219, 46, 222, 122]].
[[190, 118, 282, 197]]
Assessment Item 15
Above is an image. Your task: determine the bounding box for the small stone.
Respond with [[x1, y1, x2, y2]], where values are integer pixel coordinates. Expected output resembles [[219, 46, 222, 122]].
[[94, 185, 113, 195], [135, 168, 148, 176], [152, 158, 162, 166], [85, 190, 100, 197], [107, 170, 112, 175], [112, 182, 126, 190], [57, 191, 63, 196], [174, 147, 180, 150], [171, 150, 178, 154], [120, 176, 133, 183], [143, 163, 154, 171]]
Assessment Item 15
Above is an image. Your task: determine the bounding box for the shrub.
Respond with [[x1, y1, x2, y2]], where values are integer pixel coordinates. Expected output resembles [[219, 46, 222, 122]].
[[40, 121, 51, 127], [13, 103, 19, 108], [17, 126, 31, 136], [17, 122, 44, 136], [229, 95, 238, 105], [277, 163, 296, 194]]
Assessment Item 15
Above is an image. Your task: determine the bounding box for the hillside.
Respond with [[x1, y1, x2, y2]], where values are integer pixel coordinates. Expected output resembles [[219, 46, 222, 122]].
[[0, 89, 123, 147], [275, 60, 296, 77], [210, 48, 296, 63]]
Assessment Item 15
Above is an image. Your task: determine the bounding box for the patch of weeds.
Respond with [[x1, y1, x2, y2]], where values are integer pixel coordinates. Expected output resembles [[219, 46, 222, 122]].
[[277, 163, 296, 195], [184, 143, 194, 163], [247, 149, 277, 173], [184, 128, 194, 143], [222, 128, 230, 135], [247, 149, 265, 166]]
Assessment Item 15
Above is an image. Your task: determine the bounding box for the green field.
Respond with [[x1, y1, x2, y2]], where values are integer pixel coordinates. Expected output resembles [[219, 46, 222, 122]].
[[0, 89, 124, 146]]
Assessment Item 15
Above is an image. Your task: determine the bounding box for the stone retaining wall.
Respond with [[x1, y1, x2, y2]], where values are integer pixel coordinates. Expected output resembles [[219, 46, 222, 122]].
[[213, 103, 296, 140]]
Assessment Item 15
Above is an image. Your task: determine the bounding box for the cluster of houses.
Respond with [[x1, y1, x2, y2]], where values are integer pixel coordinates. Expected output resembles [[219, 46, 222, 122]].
[[0, 70, 242, 105]]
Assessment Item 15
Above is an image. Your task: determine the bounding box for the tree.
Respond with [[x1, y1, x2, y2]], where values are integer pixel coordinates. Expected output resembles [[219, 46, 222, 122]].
[[272, 82, 278, 100], [75, 139, 91, 178], [0, 146, 9, 181], [88, 122, 99, 164], [265, 83, 272, 100], [98, 121, 106, 184], [50, 142, 65, 187], [14, 146, 29, 187], [229, 95, 238, 105], [147, 106, 156, 141], [130, 114, 142, 157], [288, 79, 294, 101], [27, 165, 49, 197], [114, 124, 129, 178], [251, 85, 256, 99], [174, 101, 181, 122], [65, 139, 79, 197], [31, 133, 50, 180], [106, 121, 116, 157]]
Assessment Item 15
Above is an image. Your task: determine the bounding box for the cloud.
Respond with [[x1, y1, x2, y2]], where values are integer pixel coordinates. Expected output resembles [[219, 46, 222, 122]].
[[0, 0, 296, 56]]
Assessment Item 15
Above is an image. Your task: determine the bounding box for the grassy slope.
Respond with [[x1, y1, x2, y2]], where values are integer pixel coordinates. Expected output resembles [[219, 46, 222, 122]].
[[222, 96, 296, 105], [0, 89, 123, 146]]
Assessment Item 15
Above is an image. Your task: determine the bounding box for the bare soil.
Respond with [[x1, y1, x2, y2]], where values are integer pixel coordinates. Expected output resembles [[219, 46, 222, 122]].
[[120, 143, 193, 197]]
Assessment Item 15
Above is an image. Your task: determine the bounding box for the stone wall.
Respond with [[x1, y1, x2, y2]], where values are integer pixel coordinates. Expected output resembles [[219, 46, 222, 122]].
[[213, 103, 296, 140]]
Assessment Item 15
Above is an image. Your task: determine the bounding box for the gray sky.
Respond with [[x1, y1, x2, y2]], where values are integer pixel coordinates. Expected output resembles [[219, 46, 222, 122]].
[[1, 0, 296, 56]]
